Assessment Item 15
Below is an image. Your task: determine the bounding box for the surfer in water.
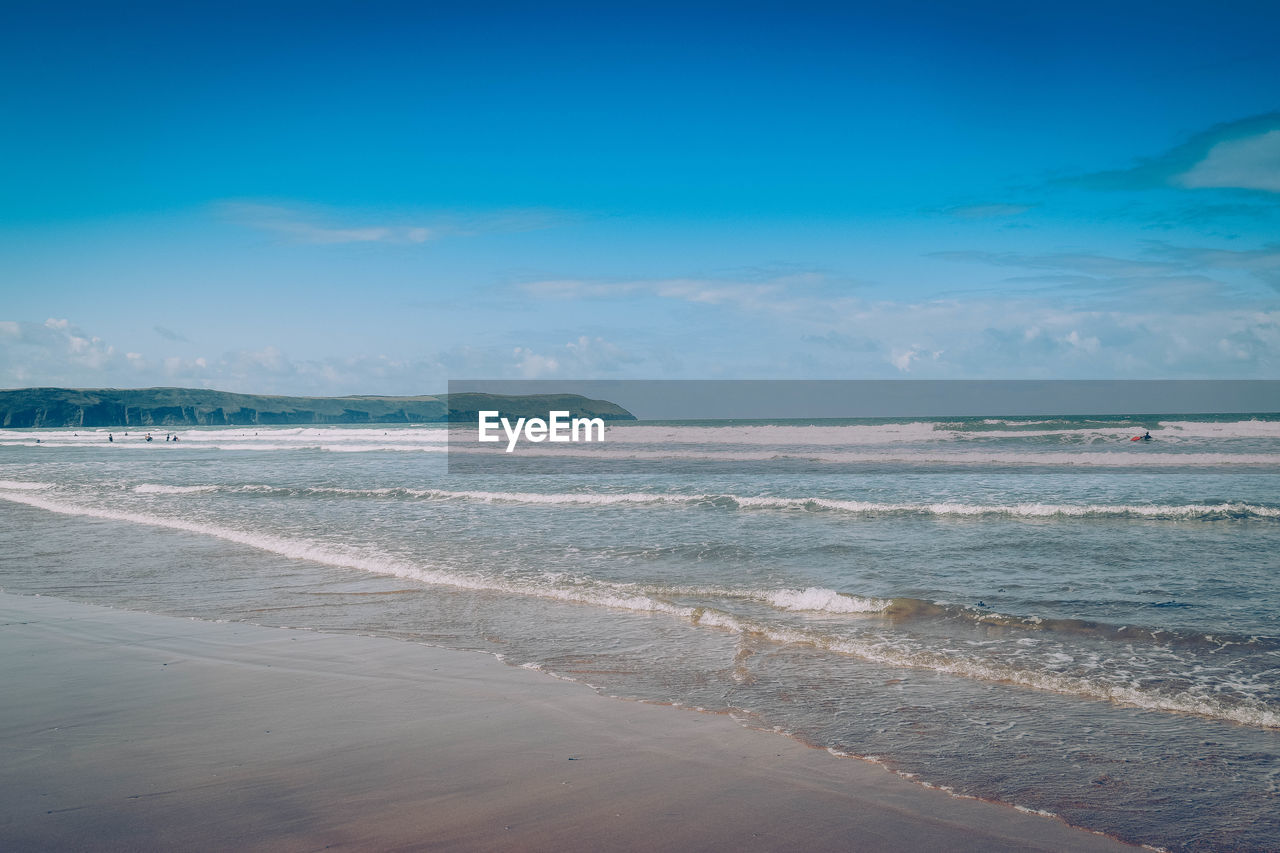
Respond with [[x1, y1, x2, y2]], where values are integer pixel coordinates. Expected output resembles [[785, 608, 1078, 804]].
[[1143, 431, 1152, 441]]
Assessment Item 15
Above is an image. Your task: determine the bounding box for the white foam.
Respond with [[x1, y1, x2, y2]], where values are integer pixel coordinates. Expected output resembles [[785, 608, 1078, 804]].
[[133, 484, 220, 494], [946, 425, 1133, 439], [711, 612, 1280, 729], [4, 417, 1278, 463], [101, 483, 1280, 521], [0, 480, 53, 490], [1156, 419, 1280, 439], [1013, 805, 1059, 818], [149, 427, 450, 445], [405, 486, 1280, 519], [601, 422, 947, 445], [605, 419, 1280, 445], [3, 487, 1277, 730], [0, 489, 694, 621], [0, 425, 451, 453], [759, 587, 890, 613], [455, 444, 1280, 466], [335, 488, 1280, 520]]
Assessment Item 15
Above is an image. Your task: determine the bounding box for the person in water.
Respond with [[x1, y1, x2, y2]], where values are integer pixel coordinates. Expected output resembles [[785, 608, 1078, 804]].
[[108, 434, 113, 442], [1143, 431, 1152, 441]]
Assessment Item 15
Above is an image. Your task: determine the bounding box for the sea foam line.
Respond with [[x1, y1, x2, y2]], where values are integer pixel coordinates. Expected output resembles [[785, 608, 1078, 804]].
[[128, 482, 1280, 520], [451, 446, 1280, 465], [2, 488, 1276, 729], [0, 480, 53, 490], [685, 610, 1280, 730], [0, 489, 692, 616]]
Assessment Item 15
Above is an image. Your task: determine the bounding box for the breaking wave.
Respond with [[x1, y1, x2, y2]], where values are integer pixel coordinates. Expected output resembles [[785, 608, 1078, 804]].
[[123, 482, 1280, 521], [1, 486, 1276, 730]]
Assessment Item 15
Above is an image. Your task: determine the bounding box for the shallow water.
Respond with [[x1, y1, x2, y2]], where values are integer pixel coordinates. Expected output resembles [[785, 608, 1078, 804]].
[[2, 415, 1278, 850]]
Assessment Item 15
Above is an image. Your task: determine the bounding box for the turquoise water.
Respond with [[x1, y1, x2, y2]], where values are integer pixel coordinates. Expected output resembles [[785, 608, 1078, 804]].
[[2, 415, 1278, 850]]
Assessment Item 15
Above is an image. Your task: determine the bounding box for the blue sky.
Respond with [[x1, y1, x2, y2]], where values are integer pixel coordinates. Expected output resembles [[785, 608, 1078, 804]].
[[2, 0, 1278, 393]]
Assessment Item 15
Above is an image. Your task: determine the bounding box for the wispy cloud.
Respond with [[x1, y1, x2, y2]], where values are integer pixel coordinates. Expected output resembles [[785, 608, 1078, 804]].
[[7, 233, 1279, 392], [1176, 129, 1280, 193], [1068, 113, 1280, 194], [932, 250, 1182, 279], [943, 203, 1034, 220], [4, 302, 1277, 387], [934, 243, 1280, 293], [522, 277, 790, 309], [220, 201, 565, 245], [511, 336, 636, 378], [520, 268, 846, 313], [505, 253, 1280, 377], [1152, 244, 1280, 291], [153, 325, 188, 342], [0, 317, 645, 393], [0, 318, 119, 385]]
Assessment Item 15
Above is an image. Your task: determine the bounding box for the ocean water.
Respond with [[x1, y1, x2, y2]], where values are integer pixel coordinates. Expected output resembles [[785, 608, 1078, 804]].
[[2, 414, 1278, 851]]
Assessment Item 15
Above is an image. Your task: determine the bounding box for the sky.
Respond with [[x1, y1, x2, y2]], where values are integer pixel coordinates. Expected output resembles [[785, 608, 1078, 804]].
[[2, 0, 1279, 394]]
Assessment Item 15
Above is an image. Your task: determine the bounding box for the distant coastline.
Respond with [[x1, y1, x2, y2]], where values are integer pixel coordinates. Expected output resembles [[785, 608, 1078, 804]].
[[0, 387, 636, 428]]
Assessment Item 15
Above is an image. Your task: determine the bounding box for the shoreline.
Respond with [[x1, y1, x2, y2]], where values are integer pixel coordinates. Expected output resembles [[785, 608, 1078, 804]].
[[0, 591, 1137, 851]]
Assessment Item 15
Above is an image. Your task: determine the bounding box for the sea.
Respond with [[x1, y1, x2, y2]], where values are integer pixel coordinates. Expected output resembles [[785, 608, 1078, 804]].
[[1, 414, 1278, 851]]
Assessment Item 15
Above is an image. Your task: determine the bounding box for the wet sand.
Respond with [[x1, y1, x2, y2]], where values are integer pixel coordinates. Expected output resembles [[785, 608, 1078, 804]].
[[0, 592, 1135, 851]]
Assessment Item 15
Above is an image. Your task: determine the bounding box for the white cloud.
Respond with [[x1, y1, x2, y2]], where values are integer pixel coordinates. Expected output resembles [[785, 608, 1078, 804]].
[[0, 316, 647, 394], [938, 242, 1280, 295], [225, 203, 438, 245], [520, 269, 838, 314], [945, 203, 1034, 219], [221, 201, 563, 246], [512, 251, 1280, 378], [889, 346, 944, 373], [1062, 330, 1101, 354], [1070, 113, 1280, 197], [932, 250, 1181, 279], [3, 266, 1277, 395], [890, 348, 920, 372], [513, 348, 560, 378], [1176, 130, 1280, 193], [153, 325, 189, 342], [1, 319, 120, 383], [513, 336, 632, 378], [1150, 243, 1280, 291]]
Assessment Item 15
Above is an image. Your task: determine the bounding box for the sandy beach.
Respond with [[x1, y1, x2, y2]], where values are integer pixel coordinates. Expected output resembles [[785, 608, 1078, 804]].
[[0, 591, 1136, 852]]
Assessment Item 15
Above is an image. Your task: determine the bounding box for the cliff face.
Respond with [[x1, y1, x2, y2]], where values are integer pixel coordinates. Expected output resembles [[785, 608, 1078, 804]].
[[0, 388, 635, 428]]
